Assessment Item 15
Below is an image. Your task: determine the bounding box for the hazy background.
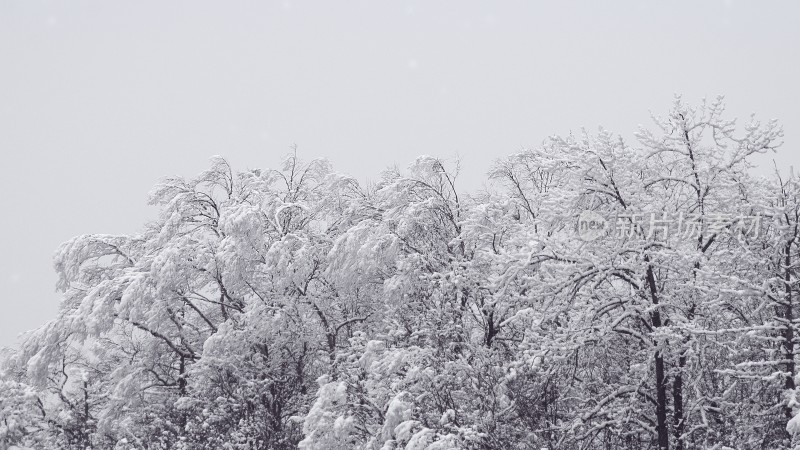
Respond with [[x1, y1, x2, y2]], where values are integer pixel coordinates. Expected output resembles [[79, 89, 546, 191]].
[[1, 1, 799, 347]]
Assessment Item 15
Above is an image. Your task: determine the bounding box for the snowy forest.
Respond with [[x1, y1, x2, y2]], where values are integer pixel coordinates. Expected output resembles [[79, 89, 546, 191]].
[[4, 97, 800, 450]]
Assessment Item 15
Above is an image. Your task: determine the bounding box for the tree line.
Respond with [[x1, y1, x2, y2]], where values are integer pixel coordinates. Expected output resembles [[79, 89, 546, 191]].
[[2, 97, 799, 449]]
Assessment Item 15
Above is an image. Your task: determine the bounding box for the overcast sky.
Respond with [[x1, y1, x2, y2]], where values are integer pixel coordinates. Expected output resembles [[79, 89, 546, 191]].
[[1, 0, 798, 347]]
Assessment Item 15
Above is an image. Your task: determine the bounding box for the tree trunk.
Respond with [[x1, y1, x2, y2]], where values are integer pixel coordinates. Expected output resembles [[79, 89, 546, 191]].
[[672, 352, 685, 450], [647, 262, 670, 450], [784, 241, 796, 420], [672, 305, 693, 450]]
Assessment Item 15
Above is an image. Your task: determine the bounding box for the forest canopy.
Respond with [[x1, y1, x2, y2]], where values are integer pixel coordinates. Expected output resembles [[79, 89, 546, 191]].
[[3, 97, 800, 450]]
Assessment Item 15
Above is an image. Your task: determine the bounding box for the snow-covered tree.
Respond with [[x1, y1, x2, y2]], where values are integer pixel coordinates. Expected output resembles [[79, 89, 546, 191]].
[[2, 97, 796, 450]]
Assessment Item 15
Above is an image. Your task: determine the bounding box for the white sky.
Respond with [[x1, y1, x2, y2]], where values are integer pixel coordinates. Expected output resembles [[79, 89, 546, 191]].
[[1, 1, 799, 347]]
